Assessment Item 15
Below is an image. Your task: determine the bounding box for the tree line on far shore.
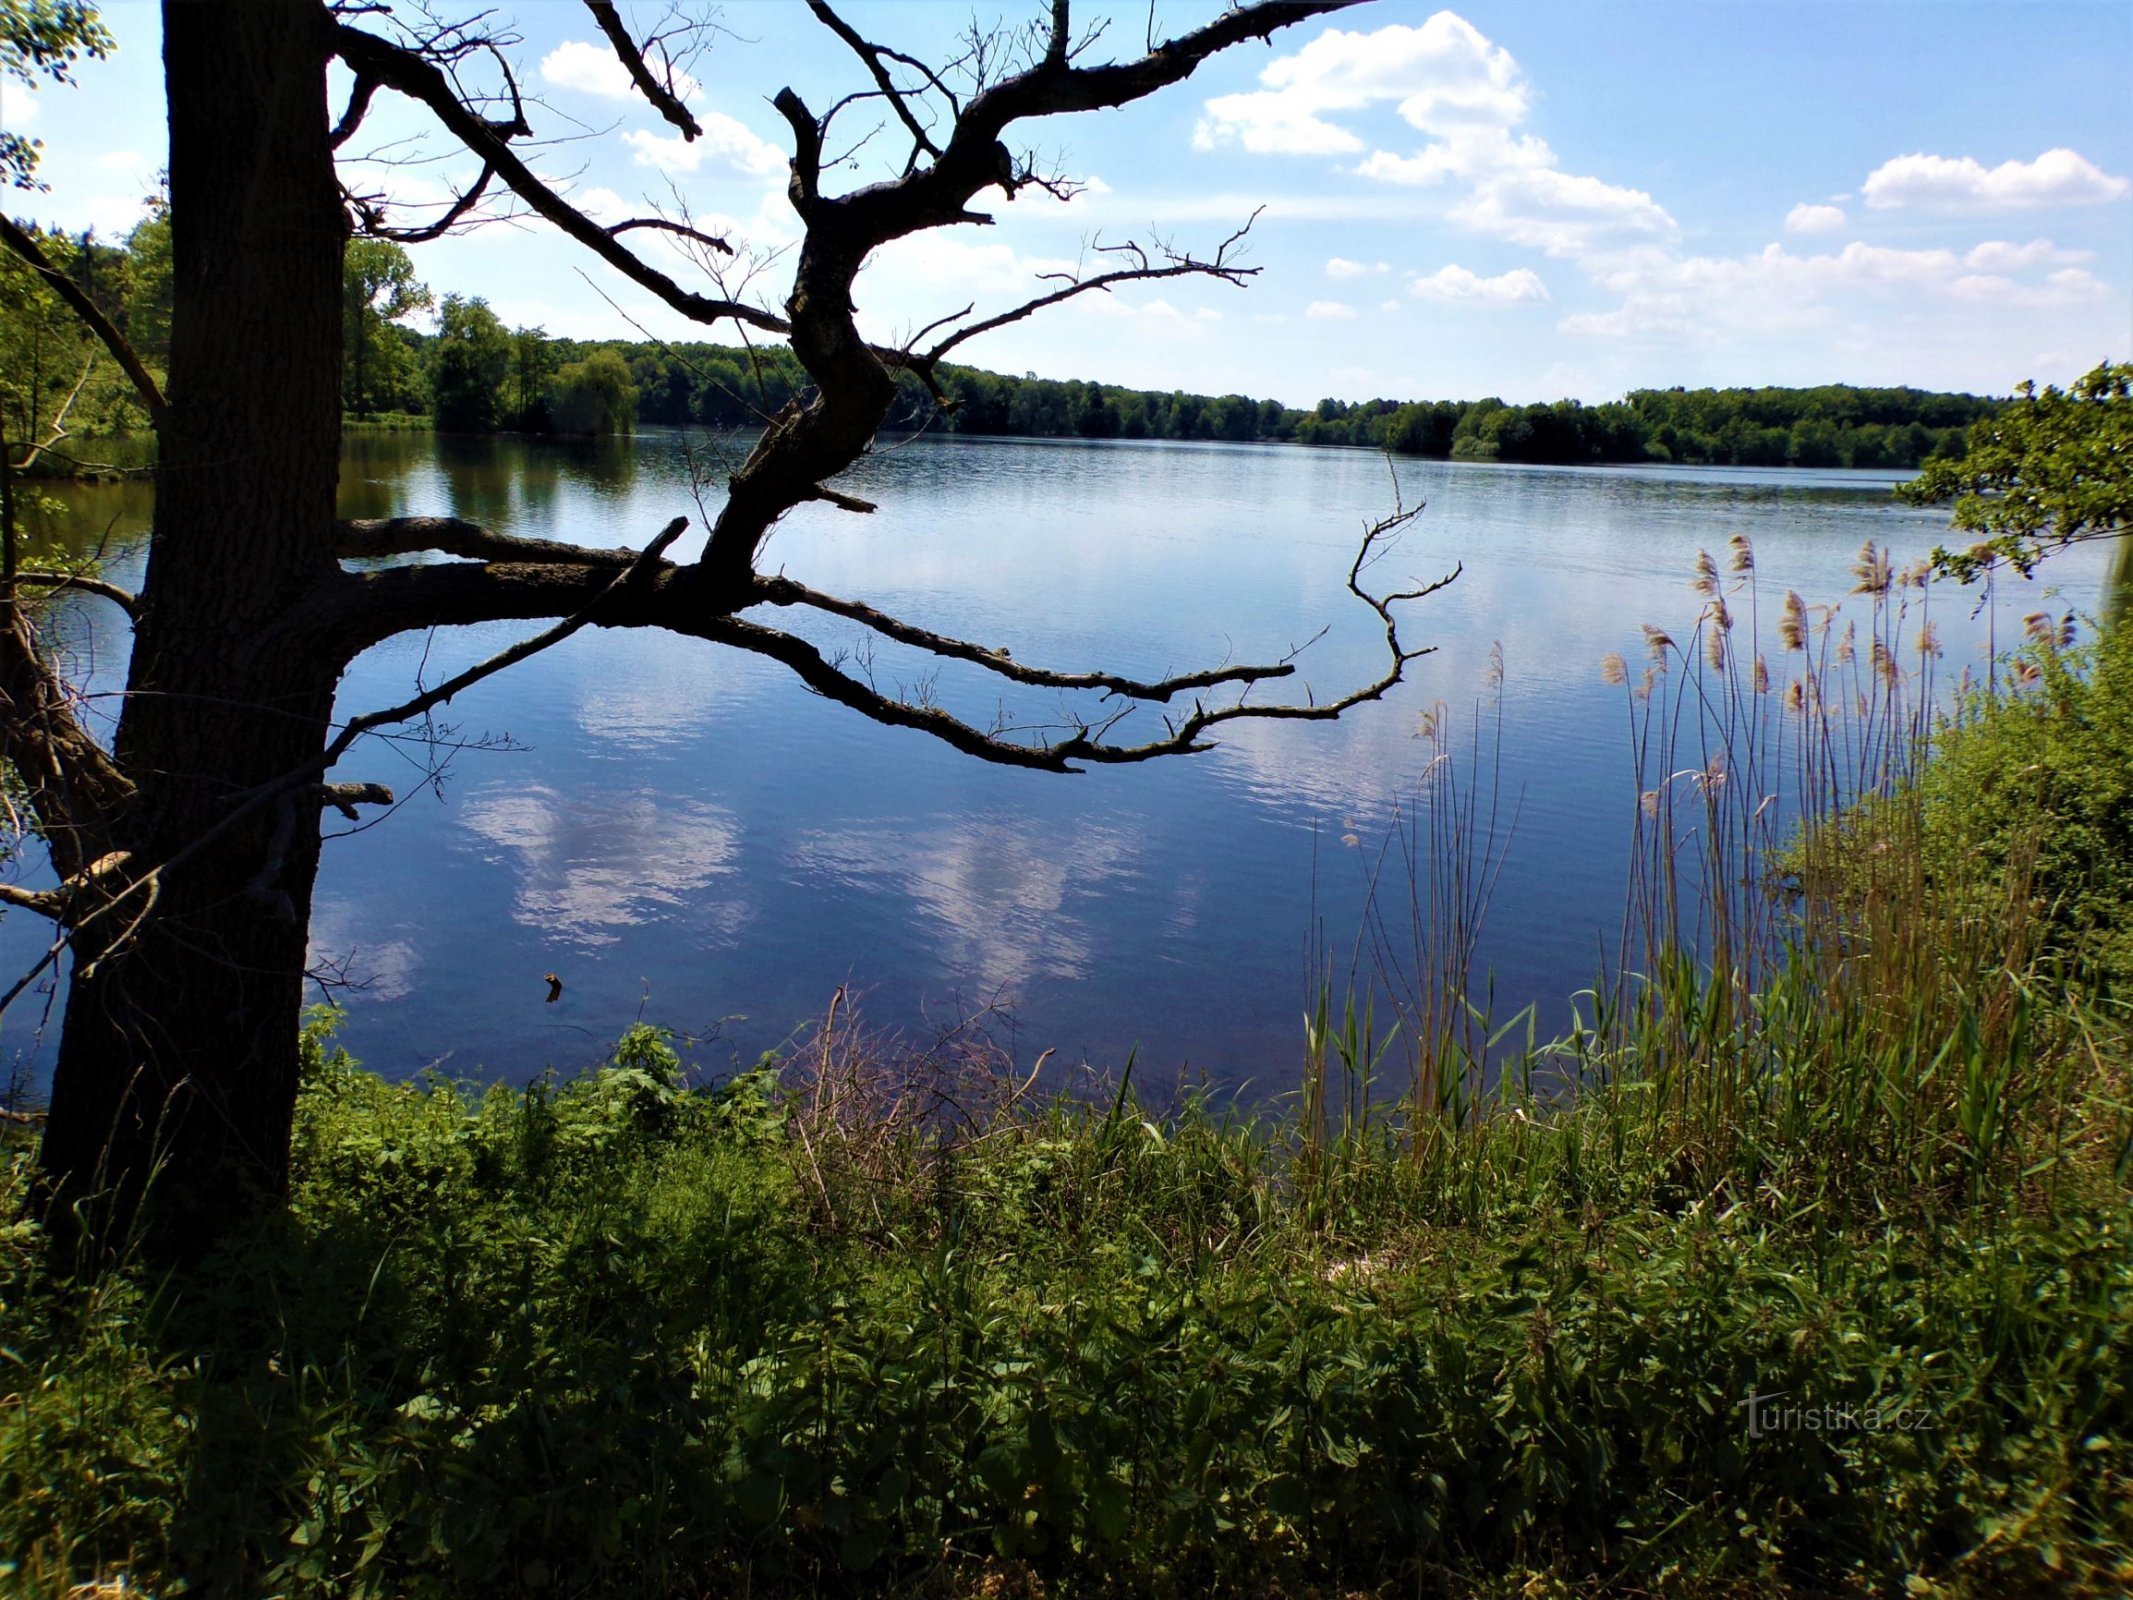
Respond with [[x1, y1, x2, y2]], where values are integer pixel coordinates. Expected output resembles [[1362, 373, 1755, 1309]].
[[6, 225, 2000, 472]]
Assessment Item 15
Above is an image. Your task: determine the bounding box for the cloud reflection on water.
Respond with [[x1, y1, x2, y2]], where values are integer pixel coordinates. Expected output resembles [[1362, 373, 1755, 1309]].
[[792, 816, 1145, 994], [461, 782, 746, 949]]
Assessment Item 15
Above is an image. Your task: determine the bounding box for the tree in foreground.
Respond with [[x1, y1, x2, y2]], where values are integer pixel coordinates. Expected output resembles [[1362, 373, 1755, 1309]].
[[0, 0, 1448, 1254], [1901, 360, 2132, 582]]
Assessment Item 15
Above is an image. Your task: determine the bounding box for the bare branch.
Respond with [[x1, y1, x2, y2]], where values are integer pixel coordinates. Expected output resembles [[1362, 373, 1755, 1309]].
[[42, 520, 692, 970], [920, 215, 1261, 367], [0, 609, 133, 881], [319, 780, 395, 820], [349, 163, 496, 243], [584, 0, 703, 140], [1048, 509, 1457, 765], [333, 22, 788, 338], [334, 514, 646, 567], [755, 574, 1300, 701], [684, 610, 1082, 771], [332, 518, 687, 754], [14, 571, 140, 619], [772, 87, 824, 210], [329, 72, 379, 148], [802, 487, 877, 515], [808, 1, 943, 168], [0, 883, 62, 918], [0, 214, 167, 424], [606, 215, 734, 256]]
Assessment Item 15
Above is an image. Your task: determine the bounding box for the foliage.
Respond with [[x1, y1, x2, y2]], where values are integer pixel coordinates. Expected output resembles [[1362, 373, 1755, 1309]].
[[1900, 362, 2133, 580], [0, 211, 2007, 473], [6, 537, 2133, 1595], [1911, 620, 2133, 989], [341, 238, 431, 417], [4, 926, 2130, 1598], [0, 216, 165, 462], [550, 347, 637, 436], [427, 292, 511, 432], [0, 0, 114, 190]]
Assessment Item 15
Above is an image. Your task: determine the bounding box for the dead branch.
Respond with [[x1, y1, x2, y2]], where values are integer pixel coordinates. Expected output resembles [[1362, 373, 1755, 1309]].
[[326, 517, 687, 755], [606, 215, 735, 256], [808, 1, 943, 169], [755, 574, 1299, 702], [13, 571, 140, 618], [0, 608, 133, 882], [30, 521, 689, 970], [334, 514, 646, 567], [920, 212, 1262, 369], [584, 0, 703, 140], [329, 71, 378, 148], [332, 21, 789, 337], [349, 163, 497, 243]]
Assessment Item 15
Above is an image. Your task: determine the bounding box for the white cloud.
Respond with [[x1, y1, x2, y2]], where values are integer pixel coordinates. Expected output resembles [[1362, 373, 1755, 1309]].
[[623, 113, 785, 177], [1949, 267, 2109, 307], [1863, 148, 2130, 211], [1305, 299, 1358, 320], [1325, 256, 1389, 278], [1214, 19, 1673, 262], [462, 784, 738, 949], [571, 185, 627, 220], [1353, 126, 1552, 186], [1409, 264, 1549, 304], [1963, 238, 2091, 272], [1784, 202, 1846, 234], [540, 39, 700, 104], [1558, 239, 2109, 342], [1195, 90, 1362, 155], [3, 86, 36, 129], [1450, 167, 1675, 258], [1195, 12, 1528, 154]]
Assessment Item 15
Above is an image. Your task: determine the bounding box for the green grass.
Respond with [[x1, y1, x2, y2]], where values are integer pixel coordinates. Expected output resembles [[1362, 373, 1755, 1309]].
[[3, 969, 2128, 1597], [4, 542, 2131, 1597], [340, 410, 434, 432]]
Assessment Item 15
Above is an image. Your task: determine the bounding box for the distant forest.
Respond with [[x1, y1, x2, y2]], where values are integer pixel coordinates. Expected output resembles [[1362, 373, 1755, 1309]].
[[4, 224, 2001, 474], [497, 336, 1997, 471], [400, 319, 1998, 472]]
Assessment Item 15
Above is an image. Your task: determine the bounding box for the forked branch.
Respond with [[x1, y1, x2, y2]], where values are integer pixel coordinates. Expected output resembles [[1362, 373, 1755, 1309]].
[[332, 22, 787, 337], [918, 211, 1263, 371], [584, 0, 703, 140]]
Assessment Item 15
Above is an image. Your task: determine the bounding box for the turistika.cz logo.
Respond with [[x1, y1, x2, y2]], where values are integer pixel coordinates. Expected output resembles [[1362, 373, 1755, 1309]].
[[1737, 1390, 1934, 1439]]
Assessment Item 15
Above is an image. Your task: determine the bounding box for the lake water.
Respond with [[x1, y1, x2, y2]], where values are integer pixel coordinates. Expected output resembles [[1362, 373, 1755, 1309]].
[[2, 432, 2112, 1094]]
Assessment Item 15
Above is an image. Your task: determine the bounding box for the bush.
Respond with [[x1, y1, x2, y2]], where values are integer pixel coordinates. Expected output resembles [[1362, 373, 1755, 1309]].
[[1918, 620, 2133, 990]]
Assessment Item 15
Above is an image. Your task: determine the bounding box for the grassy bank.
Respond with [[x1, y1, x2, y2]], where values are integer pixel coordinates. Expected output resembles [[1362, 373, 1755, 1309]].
[[4, 553, 2131, 1598]]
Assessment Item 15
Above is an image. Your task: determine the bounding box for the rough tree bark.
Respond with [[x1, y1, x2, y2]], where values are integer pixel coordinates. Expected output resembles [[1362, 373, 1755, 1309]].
[[7, 0, 1444, 1258], [33, 0, 347, 1249]]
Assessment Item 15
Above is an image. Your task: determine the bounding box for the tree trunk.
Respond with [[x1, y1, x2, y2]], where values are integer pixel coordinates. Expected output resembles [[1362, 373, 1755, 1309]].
[[36, 0, 345, 1254]]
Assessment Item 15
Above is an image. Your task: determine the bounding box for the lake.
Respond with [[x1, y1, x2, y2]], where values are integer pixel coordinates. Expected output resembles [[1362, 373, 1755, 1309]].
[[2, 432, 2112, 1095]]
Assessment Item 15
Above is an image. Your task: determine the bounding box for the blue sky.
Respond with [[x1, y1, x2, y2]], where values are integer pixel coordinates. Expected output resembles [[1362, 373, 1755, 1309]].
[[6, 0, 2129, 405]]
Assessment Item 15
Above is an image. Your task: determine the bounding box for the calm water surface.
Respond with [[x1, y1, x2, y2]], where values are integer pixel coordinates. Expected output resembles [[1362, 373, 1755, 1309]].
[[2, 433, 2111, 1092]]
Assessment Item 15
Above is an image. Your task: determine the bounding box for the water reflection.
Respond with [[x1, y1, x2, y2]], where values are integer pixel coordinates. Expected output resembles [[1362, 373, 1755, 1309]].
[[792, 816, 1146, 993], [460, 781, 745, 949], [0, 430, 2113, 1090]]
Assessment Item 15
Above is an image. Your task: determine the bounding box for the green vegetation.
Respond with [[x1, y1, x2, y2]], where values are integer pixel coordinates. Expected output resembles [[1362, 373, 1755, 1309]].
[[0, 217, 2003, 469], [341, 236, 432, 418], [1900, 362, 2133, 580], [0, 213, 166, 470], [6, 527, 2131, 1597], [1, 2, 113, 192]]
